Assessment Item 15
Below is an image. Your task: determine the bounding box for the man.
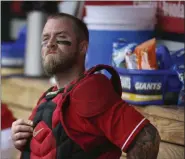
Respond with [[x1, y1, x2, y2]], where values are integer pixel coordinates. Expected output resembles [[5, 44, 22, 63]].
[[11, 13, 160, 159]]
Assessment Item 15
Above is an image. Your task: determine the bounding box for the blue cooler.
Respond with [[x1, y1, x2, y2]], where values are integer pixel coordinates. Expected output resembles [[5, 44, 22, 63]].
[[84, 15, 156, 69], [84, 5, 157, 69], [86, 29, 154, 69]]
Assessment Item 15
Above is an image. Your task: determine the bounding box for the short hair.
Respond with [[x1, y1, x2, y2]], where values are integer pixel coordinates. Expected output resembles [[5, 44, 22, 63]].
[[47, 13, 89, 42]]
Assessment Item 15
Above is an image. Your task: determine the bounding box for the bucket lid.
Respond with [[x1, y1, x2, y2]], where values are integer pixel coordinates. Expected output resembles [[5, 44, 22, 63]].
[[85, 5, 157, 20], [83, 16, 156, 25]]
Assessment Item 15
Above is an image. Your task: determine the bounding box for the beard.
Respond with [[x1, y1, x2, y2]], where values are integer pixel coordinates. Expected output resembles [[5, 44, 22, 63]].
[[42, 51, 78, 77]]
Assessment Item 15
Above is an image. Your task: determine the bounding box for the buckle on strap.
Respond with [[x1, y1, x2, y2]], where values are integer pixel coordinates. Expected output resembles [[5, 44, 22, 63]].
[[45, 88, 65, 100]]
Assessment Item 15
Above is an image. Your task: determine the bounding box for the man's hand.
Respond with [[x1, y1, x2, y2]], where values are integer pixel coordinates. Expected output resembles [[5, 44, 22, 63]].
[[11, 119, 33, 150], [127, 123, 161, 159]]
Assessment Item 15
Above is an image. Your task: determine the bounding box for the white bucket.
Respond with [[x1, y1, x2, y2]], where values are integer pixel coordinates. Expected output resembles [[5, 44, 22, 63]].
[[85, 5, 157, 22]]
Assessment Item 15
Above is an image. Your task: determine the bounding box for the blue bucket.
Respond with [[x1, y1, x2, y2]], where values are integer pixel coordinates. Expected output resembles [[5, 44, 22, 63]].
[[1, 26, 27, 68], [84, 18, 156, 69], [1, 42, 25, 68], [116, 67, 182, 105]]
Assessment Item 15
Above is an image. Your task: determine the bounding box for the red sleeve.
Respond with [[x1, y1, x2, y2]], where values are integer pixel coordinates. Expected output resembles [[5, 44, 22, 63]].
[[92, 100, 150, 152]]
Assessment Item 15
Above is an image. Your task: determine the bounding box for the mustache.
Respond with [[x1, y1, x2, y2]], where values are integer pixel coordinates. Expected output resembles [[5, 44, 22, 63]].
[[44, 49, 65, 57], [45, 51, 57, 55], [43, 50, 57, 58]]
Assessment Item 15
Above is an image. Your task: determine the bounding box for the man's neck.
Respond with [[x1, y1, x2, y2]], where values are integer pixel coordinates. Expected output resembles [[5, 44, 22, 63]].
[[54, 67, 85, 89]]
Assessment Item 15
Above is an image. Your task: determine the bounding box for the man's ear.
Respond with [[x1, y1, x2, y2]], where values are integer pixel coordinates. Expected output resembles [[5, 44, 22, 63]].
[[79, 41, 88, 56]]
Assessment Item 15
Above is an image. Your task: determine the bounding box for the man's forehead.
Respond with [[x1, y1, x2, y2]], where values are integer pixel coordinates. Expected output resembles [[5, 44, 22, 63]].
[[43, 18, 73, 33], [42, 29, 68, 35]]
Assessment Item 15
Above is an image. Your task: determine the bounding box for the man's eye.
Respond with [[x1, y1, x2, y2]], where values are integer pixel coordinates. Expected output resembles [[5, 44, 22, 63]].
[[42, 37, 48, 41], [42, 39, 48, 43], [41, 40, 48, 46], [56, 40, 71, 46]]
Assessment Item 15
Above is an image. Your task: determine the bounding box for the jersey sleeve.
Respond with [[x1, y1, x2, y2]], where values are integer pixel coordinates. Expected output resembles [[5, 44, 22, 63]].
[[92, 100, 150, 152]]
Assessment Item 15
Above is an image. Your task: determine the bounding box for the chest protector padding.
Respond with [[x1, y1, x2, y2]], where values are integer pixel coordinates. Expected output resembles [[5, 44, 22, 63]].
[[71, 73, 121, 117], [20, 64, 122, 159]]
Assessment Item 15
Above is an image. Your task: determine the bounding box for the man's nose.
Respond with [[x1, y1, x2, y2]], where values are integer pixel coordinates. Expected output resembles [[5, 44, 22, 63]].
[[47, 40, 57, 49]]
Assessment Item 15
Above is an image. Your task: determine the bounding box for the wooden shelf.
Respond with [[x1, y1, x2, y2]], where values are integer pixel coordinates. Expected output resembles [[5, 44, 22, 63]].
[[135, 105, 184, 122], [2, 77, 51, 109]]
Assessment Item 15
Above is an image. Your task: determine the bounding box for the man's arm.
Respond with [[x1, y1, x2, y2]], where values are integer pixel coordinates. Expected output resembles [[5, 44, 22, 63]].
[[126, 123, 161, 159]]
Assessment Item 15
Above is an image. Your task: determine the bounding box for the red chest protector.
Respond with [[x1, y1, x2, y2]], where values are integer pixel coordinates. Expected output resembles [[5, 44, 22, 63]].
[[20, 65, 122, 159]]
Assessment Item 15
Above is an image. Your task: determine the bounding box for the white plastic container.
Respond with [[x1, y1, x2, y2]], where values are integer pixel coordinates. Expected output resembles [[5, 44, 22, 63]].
[[1, 128, 18, 159]]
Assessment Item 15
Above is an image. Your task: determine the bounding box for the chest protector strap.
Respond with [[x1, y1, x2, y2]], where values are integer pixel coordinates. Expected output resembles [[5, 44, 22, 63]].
[[85, 64, 122, 96]]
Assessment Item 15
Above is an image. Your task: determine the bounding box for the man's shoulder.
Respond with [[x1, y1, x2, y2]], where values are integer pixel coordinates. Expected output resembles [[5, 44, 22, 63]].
[[70, 73, 122, 117]]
